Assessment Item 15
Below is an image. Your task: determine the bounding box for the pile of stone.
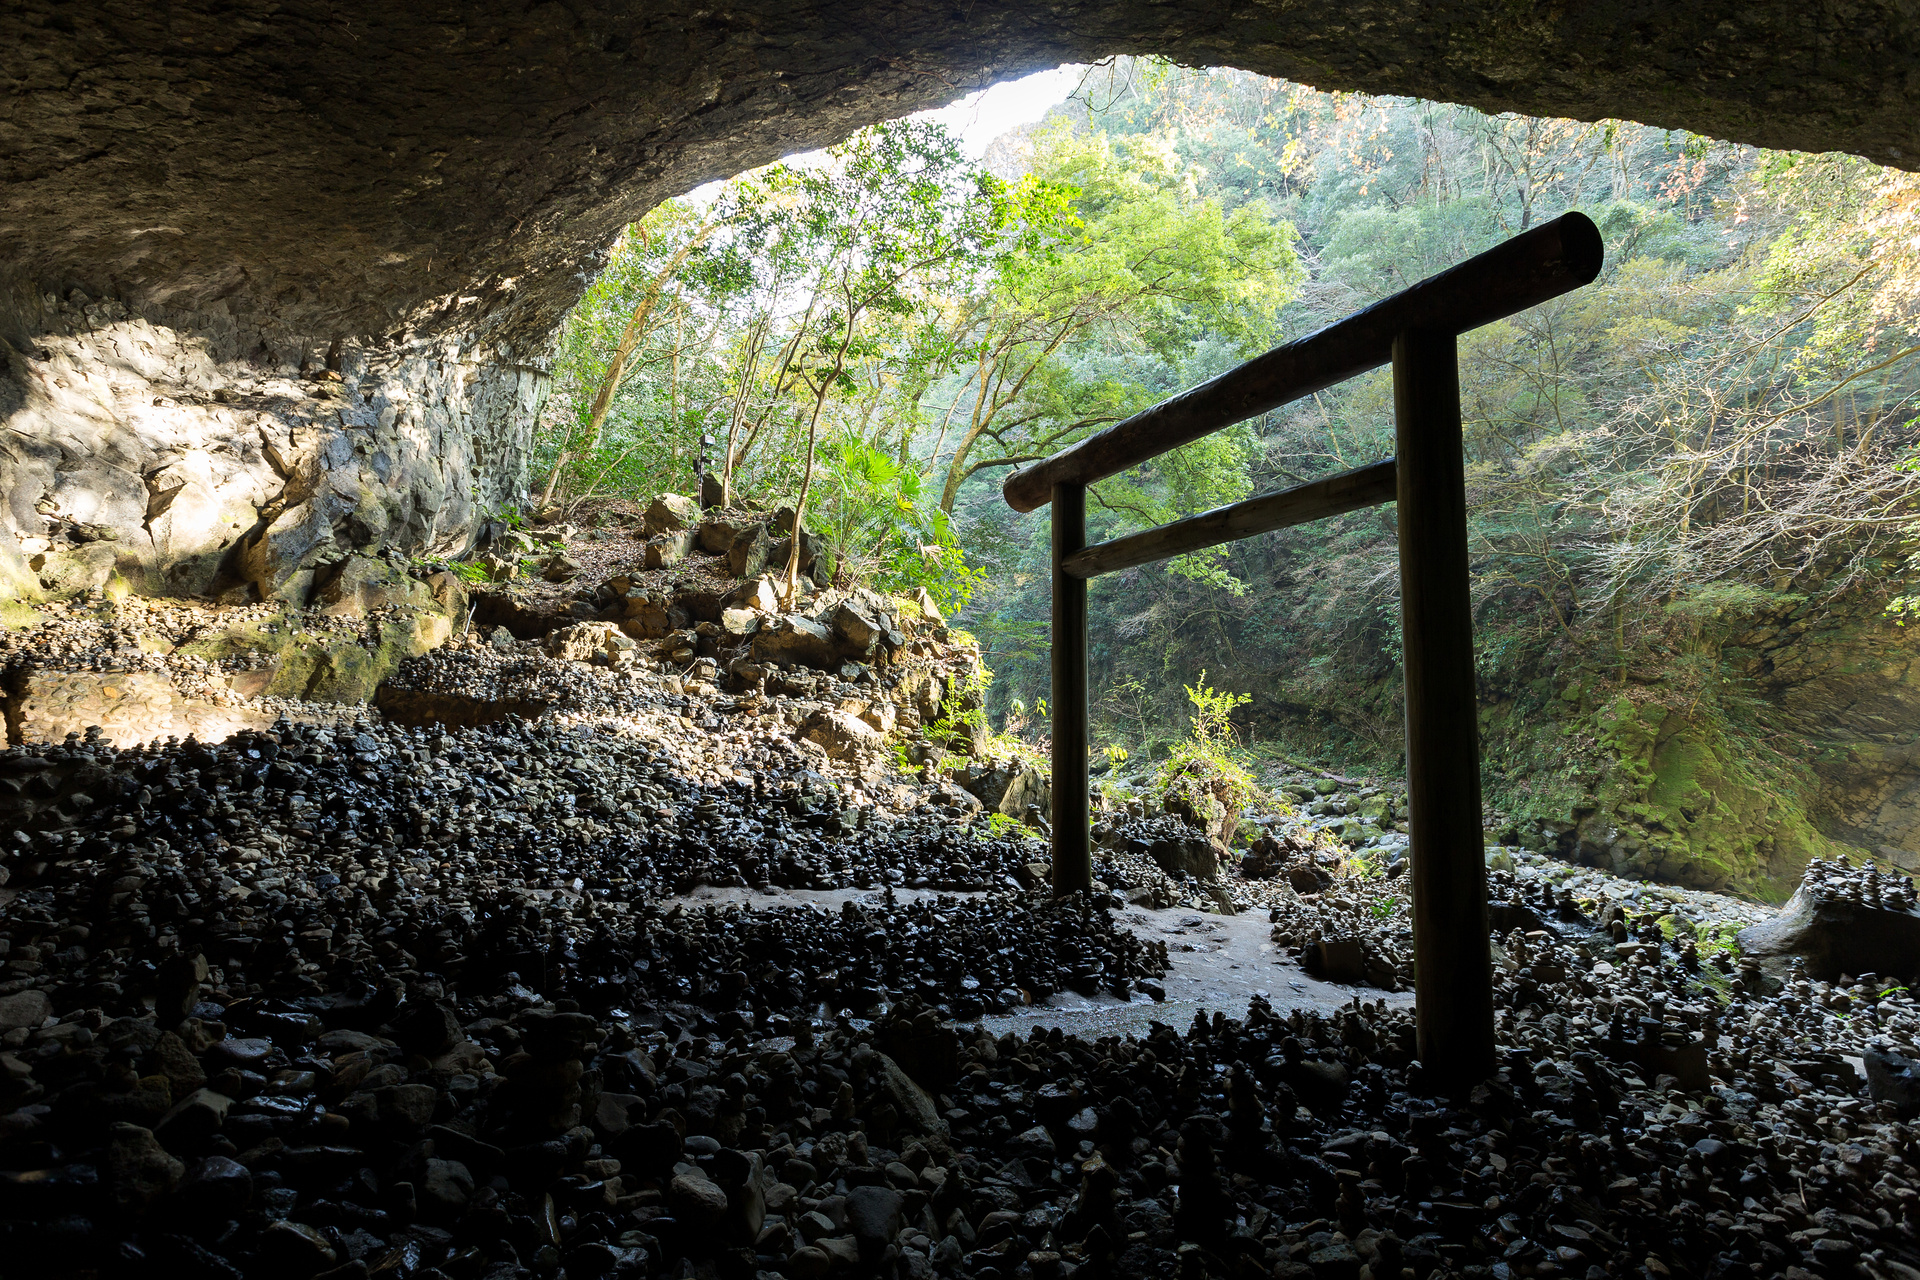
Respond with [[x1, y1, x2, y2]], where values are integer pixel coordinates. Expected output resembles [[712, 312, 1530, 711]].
[[1739, 856, 1920, 983], [1268, 880, 1414, 992], [1093, 816, 1235, 914], [0, 563, 468, 745], [376, 610, 990, 791], [372, 636, 664, 728], [0, 716, 1086, 908], [1, 710, 1919, 1280], [1271, 774, 1406, 851], [9, 900, 1920, 1279]]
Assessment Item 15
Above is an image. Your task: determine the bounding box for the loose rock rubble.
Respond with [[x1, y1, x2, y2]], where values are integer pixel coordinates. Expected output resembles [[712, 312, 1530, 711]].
[[2, 501, 1918, 1277], [4, 708, 1920, 1280]]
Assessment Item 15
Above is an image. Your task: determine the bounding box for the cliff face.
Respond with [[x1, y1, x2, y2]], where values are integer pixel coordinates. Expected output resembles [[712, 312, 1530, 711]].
[[1258, 585, 1920, 901], [0, 286, 544, 606], [4, 0, 1918, 591]]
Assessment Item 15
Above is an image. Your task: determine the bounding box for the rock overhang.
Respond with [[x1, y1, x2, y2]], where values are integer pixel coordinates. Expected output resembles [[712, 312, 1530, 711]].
[[3, 0, 1917, 346], [1, 0, 1915, 589]]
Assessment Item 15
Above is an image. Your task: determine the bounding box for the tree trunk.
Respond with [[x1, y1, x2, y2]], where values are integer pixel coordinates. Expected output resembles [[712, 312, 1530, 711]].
[[581, 225, 718, 455]]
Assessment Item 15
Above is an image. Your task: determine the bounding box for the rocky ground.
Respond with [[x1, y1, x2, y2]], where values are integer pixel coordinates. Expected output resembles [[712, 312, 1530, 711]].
[[2, 501, 1920, 1279]]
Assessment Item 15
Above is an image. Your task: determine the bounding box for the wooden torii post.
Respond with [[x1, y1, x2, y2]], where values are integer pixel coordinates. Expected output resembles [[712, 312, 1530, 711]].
[[1001, 213, 1604, 1087]]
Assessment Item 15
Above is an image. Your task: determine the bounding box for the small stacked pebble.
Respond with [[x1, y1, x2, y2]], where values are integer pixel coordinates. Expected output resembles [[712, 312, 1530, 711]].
[[8, 867, 1920, 1280], [0, 597, 422, 725], [1798, 856, 1920, 911], [1, 565, 1919, 1276]]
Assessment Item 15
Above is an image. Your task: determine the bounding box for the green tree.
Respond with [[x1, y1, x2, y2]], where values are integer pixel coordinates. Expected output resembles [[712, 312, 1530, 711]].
[[726, 120, 1010, 599], [933, 126, 1303, 514]]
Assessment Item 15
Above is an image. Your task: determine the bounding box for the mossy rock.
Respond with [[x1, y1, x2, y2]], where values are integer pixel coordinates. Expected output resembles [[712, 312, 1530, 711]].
[[177, 605, 455, 705], [173, 614, 304, 664], [1582, 696, 1841, 898], [265, 611, 451, 703], [0, 600, 39, 630]]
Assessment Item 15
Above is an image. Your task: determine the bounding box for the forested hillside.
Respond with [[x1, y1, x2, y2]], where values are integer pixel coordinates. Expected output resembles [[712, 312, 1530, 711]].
[[533, 61, 1920, 898]]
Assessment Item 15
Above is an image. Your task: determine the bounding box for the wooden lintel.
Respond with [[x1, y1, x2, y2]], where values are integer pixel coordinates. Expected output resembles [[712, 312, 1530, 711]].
[[1061, 459, 1397, 580]]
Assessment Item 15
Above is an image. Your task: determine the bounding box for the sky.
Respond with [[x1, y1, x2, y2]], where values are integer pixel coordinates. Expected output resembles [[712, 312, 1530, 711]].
[[911, 64, 1085, 156], [685, 64, 1085, 202]]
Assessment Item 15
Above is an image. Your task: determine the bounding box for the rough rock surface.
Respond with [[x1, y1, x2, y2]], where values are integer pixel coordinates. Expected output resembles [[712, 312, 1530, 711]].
[[1737, 856, 1920, 979], [0, 295, 545, 598]]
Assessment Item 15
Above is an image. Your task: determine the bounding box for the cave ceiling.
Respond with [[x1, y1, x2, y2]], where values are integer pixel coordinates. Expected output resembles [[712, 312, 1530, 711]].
[[3, 0, 1916, 349]]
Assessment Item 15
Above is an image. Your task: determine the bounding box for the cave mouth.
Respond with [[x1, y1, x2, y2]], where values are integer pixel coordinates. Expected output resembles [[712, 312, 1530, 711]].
[[2, 2, 1915, 611]]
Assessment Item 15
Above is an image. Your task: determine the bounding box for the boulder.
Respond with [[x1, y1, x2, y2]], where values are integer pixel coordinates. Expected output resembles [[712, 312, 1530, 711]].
[[28, 542, 121, 598], [914, 586, 944, 626], [751, 614, 840, 669], [0, 989, 50, 1032], [420, 1157, 475, 1218], [154, 1087, 234, 1148], [727, 522, 771, 578], [1306, 938, 1367, 984], [643, 528, 695, 569], [657, 629, 698, 663], [1116, 824, 1220, 883], [846, 1185, 905, 1263], [1001, 765, 1051, 822], [338, 1082, 439, 1136], [544, 621, 638, 667], [1865, 1045, 1920, 1116], [669, 1170, 731, 1229], [107, 1122, 184, 1209], [725, 575, 781, 614], [621, 591, 673, 640], [871, 1052, 945, 1136], [721, 607, 762, 637], [698, 516, 750, 556], [831, 599, 884, 656], [310, 553, 432, 616], [1736, 887, 1920, 980], [803, 709, 883, 760], [644, 492, 700, 536], [0, 531, 45, 605], [958, 761, 1018, 811], [391, 1000, 463, 1055]]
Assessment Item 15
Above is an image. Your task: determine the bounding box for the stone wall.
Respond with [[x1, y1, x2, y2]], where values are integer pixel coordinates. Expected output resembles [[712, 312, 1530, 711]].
[[0, 284, 546, 601]]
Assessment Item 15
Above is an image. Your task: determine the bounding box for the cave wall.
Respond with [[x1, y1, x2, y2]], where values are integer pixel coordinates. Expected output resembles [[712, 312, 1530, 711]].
[[3, 0, 1916, 596], [0, 285, 543, 604]]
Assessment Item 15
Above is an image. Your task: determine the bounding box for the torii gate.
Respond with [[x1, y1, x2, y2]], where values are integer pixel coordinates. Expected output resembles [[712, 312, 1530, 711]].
[[1001, 213, 1604, 1085]]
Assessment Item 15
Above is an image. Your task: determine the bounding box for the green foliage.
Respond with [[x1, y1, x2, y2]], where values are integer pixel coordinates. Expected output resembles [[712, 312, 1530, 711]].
[[1151, 671, 1260, 820], [984, 812, 1041, 841], [814, 435, 984, 610], [952, 61, 1920, 815]]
